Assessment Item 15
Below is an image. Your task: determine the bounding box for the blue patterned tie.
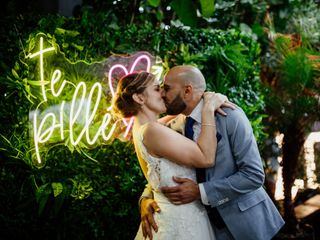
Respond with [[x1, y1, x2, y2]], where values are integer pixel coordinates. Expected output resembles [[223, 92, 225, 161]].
[[184, 116, 221, 183], [185, 116, 226, 228], [185, 117, 206, 183], [185, 117, 195, 139]]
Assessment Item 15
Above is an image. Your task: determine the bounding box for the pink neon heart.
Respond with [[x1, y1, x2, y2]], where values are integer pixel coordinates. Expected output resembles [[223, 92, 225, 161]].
[[108, 54, 151, 137]]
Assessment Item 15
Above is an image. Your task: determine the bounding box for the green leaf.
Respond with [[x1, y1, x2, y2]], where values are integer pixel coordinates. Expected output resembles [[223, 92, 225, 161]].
[[55, 28, 80, 37], [147, 0, 160, 7], [12, 69, 19, 79], [52, 182, 63, 197], [200, 0, 215, 18], [54, 28, 67, 36], [62, 42, 69, 48], [170, 0, 198, 27], [27, 80, 49, 86], [35, 183, 50, 202], [71, 43, 84, 51], [35, 183, 51, 215]]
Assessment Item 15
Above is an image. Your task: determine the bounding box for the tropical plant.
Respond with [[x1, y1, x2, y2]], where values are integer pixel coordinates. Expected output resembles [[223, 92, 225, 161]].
[[261, 10, 320, 232]]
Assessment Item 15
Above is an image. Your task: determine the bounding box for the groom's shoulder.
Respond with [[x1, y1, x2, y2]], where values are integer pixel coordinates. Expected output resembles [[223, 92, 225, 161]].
[[218, 106, 249, 122], [167, 114, 185, 124], [166, 114, 185, 134]]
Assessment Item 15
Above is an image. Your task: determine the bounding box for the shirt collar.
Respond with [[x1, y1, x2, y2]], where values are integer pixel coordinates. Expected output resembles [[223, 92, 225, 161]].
[[188, 99, 203, 124]]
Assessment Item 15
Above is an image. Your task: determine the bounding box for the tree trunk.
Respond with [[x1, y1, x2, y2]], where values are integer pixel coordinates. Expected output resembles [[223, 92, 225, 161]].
[[281, 124, 305, 233]]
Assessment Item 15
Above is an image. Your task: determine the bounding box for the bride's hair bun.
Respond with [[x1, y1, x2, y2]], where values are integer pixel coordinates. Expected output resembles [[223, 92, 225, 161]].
[[112, 71, 155, 118]]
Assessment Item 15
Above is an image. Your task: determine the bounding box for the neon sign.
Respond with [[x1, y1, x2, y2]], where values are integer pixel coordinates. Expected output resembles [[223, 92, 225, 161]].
[[27, 34, 162, 167]]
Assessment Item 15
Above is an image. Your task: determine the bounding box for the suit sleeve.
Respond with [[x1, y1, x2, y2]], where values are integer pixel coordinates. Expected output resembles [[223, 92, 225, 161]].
[[203, 108, 265, 207]]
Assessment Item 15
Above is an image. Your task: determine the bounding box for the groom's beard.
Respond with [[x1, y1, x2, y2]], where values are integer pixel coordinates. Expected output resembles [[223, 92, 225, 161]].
[[165, 94, 187, 115]]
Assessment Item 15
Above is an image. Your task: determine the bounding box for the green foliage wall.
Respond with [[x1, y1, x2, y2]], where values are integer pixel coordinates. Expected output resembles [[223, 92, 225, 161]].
[[0, 10, 263, 239]]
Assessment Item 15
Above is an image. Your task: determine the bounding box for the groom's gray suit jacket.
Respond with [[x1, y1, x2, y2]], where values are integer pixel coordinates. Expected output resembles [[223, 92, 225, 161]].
[[141, 107, 284, 240]]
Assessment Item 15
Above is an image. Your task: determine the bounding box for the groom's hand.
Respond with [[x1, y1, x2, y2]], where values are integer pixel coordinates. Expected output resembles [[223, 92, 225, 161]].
[[160, 176, 200, 204], [140, 198, 160, 240]]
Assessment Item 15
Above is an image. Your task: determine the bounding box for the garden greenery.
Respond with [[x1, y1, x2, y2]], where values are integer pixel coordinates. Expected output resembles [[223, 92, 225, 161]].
[[0, 10, 263, 239]]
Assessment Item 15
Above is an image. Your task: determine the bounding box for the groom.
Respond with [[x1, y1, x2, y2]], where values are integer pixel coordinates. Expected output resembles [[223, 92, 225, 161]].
[[139, 65, 284, 240]]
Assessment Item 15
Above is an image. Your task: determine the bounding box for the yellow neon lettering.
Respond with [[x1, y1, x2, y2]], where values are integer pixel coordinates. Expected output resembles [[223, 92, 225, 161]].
[[101, 116, 119, 140], [59, 101, 65, 140], [28, 38, 155, 165], [33, 112, 60, 164], [51, 69, 67, 97], [28, 37, 55, 102], [69, 82, 87, 145], [85, 82, 103, 145]]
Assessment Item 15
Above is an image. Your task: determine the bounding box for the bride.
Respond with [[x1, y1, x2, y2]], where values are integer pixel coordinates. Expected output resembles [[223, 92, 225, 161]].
[[112, 71, 229, 240]]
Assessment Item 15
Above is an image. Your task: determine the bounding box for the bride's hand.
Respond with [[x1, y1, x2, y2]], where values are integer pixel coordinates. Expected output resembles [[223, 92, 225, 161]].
[[203, 92, 216, 117], [140, 198, 160, 239], [203, 92, 236, 116]]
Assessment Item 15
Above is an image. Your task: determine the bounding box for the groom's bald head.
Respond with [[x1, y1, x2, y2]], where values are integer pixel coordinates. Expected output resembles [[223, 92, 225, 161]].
[[162, 65, 206, 115], [165, 65, 206, 93]]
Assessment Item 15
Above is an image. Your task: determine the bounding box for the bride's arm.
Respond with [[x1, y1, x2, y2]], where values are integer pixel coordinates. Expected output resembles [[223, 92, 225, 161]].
[[142, 94, 222, 168], [195, 92, 219, 167], [143, 122, 214, 168]]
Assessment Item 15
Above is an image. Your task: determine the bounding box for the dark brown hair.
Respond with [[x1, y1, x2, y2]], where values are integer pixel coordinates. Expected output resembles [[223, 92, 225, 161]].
[[111, 71, 155, 118]]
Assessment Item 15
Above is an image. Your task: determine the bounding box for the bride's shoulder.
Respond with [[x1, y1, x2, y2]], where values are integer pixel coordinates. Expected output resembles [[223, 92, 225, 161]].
[[142, 121, 175, 141], [143, 121, 166, 134], [134, 122, 164, 138]]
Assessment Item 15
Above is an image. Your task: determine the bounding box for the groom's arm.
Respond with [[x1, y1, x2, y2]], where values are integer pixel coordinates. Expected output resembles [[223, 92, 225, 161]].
[[160, 104, 236, 205], [204, 107, 265, 207]]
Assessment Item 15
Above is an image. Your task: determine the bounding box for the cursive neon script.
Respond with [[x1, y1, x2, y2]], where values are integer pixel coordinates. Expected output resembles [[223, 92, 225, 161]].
[[29, 37, 153, 165]]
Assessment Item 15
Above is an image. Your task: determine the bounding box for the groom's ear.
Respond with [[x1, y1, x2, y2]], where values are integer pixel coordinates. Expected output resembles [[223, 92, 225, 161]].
[[132, 93, 144, 105], [184, 84, 193, 97]]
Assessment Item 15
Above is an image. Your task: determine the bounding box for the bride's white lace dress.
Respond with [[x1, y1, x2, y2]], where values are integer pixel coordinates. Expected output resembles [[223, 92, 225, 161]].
[[134, 124, 215, 240]]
